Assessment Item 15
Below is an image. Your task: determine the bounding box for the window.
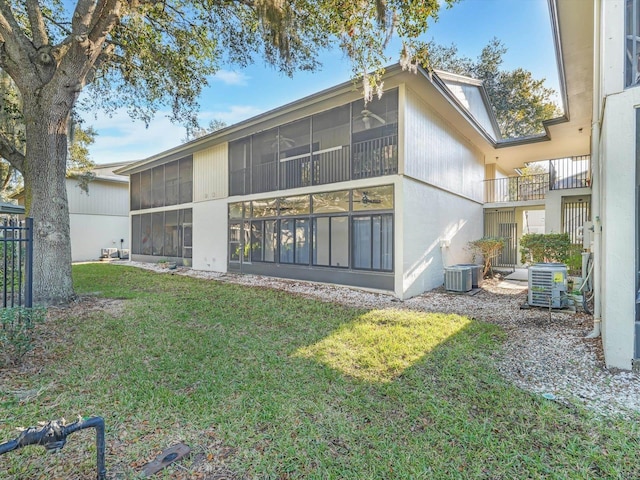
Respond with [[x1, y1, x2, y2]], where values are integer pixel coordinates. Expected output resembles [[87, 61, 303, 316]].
[[280, 218, 294, 263], [250, 221, 263, 262], [352, 214, 393, 271], [179, 158, 193, 204], [280, 118, 312, 189], [152, 166, 164, 208], [131, 209, 192, 258], [280, 195, 310, 216], [140, 170, 152, 209], [229, 222, 242, 262], [164, 210, 179, 257], [152, 212, 164, 256], [140, 214, 152, 255], [228, 186, 393, 272], [352, 88, 399, 179], [165, 161, 179, 206], [226, 88, 399, 196], [353, 185, 394, 211], [313, 216, 348, 267], [131, 173, 141, 210], [132, 214, 141, 254], [312, 190, 349, 214], [312, 105, 351, 185], [252, 128, 278, 194], [252, 198, 277, 218], [627, 0, 640, 88], [130, 157, 192, 211], [250, 220, 277, 262], [229, 138, 251, 196]]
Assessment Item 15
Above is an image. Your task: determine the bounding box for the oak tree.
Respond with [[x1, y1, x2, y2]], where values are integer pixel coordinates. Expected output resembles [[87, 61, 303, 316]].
[[0, 0, 454, 304]]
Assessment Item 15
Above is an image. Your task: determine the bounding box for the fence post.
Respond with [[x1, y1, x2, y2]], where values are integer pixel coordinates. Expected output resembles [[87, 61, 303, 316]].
[[24, 217, 33, 308]]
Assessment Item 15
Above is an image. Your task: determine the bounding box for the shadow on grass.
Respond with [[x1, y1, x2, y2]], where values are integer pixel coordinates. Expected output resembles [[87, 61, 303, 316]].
[[3, 263, 635, 479]]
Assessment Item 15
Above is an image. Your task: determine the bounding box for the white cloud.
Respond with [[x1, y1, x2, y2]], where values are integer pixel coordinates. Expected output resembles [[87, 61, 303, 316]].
[[84, 110, 186, 164], [84, 104, 264, 164], [212, 70, 250, 86]]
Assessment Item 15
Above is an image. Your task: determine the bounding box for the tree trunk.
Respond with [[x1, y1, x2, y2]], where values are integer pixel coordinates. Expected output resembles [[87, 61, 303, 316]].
[[22, 95, 74, 305]]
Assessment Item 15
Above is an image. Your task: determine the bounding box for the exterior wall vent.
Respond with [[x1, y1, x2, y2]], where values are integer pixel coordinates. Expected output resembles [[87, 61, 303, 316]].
[[528, 263, 568, 308], [444, 266, 472, 293]]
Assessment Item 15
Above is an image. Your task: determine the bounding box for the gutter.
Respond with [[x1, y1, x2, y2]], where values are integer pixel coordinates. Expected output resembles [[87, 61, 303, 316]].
[[586, 0, 602, 339]]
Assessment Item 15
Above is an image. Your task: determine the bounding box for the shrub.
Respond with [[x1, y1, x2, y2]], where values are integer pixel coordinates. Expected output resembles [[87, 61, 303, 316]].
[[467, 237, 505, 277], [0, 307, 46, 367], [520, 233, 572, 264]]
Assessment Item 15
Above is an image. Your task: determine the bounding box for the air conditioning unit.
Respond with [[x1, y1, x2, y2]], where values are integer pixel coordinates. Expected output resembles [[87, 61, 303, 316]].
[[118, 249, 130, 260], [444, 266, 472, 293], [528, 263, 568, 308], [454, 263, 483, 288], [100, 248, 119, 259]]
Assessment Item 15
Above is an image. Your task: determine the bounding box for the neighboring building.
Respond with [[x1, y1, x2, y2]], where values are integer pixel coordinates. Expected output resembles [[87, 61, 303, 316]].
[[15, 161, 131, 262], [116, 58, 587, 300], [117, 0, 640, 370]]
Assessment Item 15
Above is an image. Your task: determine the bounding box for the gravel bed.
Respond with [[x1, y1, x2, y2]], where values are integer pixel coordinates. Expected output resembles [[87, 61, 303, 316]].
[[114, 260, 640, 417]]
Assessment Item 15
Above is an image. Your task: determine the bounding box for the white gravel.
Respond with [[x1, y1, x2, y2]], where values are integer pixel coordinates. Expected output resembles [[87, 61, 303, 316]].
[[114, 260, 640, 417]]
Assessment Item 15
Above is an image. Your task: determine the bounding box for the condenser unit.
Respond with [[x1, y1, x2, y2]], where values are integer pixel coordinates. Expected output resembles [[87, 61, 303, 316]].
[[444, 266, 472, 293], [528, 263, 568, 308], [100, 248, 119, 259]]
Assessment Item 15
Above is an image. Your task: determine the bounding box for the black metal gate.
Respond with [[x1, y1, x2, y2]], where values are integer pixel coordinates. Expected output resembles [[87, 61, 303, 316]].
[[1, 217, 33, 308], [562, 196, 591, 245], [484, 208, 517, 268]]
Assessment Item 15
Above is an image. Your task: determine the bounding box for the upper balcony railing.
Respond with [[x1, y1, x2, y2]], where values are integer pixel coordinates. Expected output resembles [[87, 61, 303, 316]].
[[230, 138, 396, 196], [484, 155, 591, 203]]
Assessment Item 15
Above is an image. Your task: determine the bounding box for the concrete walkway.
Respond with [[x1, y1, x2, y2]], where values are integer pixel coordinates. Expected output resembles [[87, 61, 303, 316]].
[[498, 268, 528, 290]]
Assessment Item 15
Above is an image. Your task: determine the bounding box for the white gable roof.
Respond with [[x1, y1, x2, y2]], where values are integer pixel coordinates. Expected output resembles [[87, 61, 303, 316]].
[[435, 70, 502, 141]]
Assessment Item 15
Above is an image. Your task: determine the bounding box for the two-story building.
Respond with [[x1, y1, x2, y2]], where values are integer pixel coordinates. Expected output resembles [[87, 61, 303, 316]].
[[117, 0, 640, 371]]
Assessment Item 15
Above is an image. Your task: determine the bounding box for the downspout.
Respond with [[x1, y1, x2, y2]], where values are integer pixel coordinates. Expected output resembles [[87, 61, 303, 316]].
[[586, 0, 603, 339]]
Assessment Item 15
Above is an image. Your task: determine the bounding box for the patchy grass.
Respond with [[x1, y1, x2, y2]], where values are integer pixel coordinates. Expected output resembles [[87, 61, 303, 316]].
[[0, 263, 638, 479]]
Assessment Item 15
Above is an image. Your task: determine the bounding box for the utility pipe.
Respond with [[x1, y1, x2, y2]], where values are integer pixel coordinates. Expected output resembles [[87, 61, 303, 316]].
[[586, 0, 602, 339]]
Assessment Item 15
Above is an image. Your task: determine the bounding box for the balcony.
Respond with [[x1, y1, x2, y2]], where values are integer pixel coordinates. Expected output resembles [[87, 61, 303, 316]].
[[484, 155, 591, 203], [230, 139, 397, 196]]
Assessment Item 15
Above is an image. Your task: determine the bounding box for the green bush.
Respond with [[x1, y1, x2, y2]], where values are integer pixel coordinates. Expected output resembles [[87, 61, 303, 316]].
[[0, 307, 46, 367], [565, 244, 584, 275], [520, 233, 572, 264], [467, 237, 505, 277]]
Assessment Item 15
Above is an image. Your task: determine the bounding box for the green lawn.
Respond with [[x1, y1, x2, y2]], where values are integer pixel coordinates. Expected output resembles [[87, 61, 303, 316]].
[[1, 263, 639, 479]]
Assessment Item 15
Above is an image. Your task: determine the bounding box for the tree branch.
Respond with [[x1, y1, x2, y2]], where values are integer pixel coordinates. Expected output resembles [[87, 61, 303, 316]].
[[0, 130, 25, 172], [42, 12, 73, 37], [87, 0, 122, 46], [72, 0, 97, 37], [25, 0, 48, 48], [0, 0, 36, 72]]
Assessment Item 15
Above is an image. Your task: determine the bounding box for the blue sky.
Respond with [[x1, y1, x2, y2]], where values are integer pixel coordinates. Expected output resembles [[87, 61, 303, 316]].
[[86, 0, 558, 164]]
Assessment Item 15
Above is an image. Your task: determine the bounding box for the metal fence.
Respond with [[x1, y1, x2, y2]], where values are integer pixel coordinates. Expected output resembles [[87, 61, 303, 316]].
[[1, 217, 33, 308]]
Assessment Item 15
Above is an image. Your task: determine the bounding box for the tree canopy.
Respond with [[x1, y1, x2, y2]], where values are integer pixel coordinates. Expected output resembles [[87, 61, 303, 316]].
[[0, 0, 456, 304], [416, 38, 561, 138]]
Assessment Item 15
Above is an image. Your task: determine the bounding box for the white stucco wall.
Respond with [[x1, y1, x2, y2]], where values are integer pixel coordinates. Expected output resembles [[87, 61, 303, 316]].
[[398, 177, 483, 299], [599, 91, 639, 369], [192, 199, 228, 272], [70, 214, 129, 262], [543, 187, 591, 234], [594, 0, 639, 369]]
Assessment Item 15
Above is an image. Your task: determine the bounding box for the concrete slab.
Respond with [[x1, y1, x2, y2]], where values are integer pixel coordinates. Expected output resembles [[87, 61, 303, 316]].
[[496, 280, 528, 291], [504, 268, 529, 282]]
